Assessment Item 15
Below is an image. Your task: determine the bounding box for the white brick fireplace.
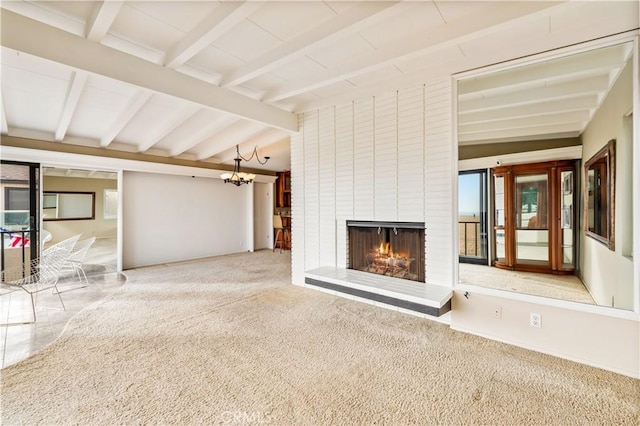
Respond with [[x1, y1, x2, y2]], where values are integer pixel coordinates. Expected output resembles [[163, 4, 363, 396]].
[[291, 79, 455, 316]]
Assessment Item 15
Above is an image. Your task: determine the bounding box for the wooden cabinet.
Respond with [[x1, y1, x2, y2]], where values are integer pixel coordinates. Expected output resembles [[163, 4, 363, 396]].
[[276, 170, 291, 208], [275, 171, 291, 249]]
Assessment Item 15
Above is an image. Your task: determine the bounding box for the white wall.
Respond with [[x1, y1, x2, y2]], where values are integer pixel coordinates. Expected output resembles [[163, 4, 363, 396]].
[[580, 60, 634, 309], [253, 182, 273, 250], [452, 291, 639, 377], [122, 171, 251, 269], [291, 83, 453, 286]]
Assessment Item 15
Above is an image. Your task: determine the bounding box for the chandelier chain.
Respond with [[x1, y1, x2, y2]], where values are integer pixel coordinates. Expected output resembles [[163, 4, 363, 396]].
[[237, 145, 270, 165]]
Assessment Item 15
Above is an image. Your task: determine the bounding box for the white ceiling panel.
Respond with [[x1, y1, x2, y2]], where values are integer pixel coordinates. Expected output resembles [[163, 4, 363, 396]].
[[239, 73, 288, 97], [151, 108, 228, 152], [323, 1, 356, 15], [268, 56, 328, 83], [125, 1, 221, 33], [110, 3, 187, 53], [1, 48, 72, 81], [186, 45, 245, 76], [434, 0, 503, 23], [357, 2, 444, 49], [248, 1, 336, 41], [3, 87, 63, 134], [308, 80, 358, 100], [81, 74, 138, 99], [550, 1, 639, 35], [457, 14, 548, 61], [115, 94, 190, 146], [345, 65, 405, 88], [65, 75, 139, 140], [394, 44, 465, 75], [211, 20, 281, 62], [32, 0, 94, 24], [2, 0, 86, 36], [306, 34, 376, 69], [1, 61, 69, 132]]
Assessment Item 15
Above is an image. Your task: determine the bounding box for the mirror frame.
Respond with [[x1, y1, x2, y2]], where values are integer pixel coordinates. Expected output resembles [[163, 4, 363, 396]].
[[43, 191, 96, 221], [584, 139, 616, 250]]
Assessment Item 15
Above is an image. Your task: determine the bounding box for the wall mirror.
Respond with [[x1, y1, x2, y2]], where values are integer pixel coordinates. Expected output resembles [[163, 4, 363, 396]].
[[43, 191, 95, 221], [456, 39, 636, 311]]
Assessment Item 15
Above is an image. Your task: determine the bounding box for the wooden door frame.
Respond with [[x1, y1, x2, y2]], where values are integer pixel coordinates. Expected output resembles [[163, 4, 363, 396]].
[[492, 160, 576, 274]]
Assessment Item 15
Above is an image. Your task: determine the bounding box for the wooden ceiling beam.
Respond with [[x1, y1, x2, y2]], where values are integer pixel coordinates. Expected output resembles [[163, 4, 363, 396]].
[[55, 71, 88, 142], [101, 91, 153, 147], [164, 1, 262, 69], [262, 1, 564, 102], [85, 0, 124, 42], [0, 10, 298, 132], [221, 1, 401, 88]]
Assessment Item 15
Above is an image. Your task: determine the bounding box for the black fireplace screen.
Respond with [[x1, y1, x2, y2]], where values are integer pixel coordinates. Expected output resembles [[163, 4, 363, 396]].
[[348, 222, 425, 282]]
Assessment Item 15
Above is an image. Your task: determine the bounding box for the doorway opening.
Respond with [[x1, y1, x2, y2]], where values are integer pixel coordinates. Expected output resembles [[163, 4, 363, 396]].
[[42, 167, 118, 273]]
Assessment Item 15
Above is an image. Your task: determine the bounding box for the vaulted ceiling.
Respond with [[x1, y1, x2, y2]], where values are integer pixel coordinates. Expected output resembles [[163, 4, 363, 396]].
[[1, 1, 638, 172]]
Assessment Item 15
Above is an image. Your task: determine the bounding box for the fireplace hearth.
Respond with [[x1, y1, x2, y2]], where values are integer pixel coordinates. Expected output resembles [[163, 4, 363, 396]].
[[347, 221, 425, 282]]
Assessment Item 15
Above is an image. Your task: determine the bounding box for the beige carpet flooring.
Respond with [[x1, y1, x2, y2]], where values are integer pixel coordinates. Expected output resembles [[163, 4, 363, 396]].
[[459, 263, 596, 305], [1, 250, 638, 425]]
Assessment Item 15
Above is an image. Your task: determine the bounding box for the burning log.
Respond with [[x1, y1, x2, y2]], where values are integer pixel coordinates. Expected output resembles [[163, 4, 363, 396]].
[[362, 242, 414, 279]]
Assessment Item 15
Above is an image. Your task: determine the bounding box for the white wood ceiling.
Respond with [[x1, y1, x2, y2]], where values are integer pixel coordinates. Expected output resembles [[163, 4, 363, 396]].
[[458, 42, 634, 145], [1, 1, 638, 171]]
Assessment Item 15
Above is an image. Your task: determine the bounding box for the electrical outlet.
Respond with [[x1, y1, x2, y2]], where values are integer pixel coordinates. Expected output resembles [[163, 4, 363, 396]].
[[530, 313, 541, 328], [493, 305, 502, 319]]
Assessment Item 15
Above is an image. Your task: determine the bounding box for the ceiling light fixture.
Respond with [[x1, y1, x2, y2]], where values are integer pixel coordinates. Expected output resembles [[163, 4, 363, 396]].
[[221, 145, 270, 186]]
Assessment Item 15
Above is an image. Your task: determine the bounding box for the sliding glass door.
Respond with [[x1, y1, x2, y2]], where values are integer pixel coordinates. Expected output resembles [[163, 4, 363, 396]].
[[1, 161, 40, 272], [458, 170, 488, 265]]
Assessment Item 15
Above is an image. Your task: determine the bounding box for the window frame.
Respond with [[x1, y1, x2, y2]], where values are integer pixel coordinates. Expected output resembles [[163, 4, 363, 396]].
[[584, 139, 616, 250]]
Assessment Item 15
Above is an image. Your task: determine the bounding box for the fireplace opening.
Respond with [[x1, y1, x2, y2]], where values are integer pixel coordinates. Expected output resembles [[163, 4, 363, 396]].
[[347, 221, 425, 282]]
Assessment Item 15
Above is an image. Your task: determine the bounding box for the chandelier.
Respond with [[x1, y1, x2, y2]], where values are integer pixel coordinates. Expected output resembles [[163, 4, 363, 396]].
[[221, 145, 270, 186]]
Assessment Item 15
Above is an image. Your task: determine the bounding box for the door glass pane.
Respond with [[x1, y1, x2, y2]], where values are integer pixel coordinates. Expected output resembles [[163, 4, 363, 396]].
[[493, 175, 505, 263], [495, 229, 505, 262], [515, 173, 548, 265], [561, 170, 574, 268], [494, 175, 505, 227], [1, 163, 35, 273]]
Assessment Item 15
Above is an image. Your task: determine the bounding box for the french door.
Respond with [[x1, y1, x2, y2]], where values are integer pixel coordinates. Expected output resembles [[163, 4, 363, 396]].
[[492, 160, 576, 274], [1, 161, 41, 272]]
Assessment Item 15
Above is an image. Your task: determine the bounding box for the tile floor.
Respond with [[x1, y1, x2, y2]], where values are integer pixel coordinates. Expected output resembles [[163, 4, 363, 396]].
[[1, 237, 123, 368]]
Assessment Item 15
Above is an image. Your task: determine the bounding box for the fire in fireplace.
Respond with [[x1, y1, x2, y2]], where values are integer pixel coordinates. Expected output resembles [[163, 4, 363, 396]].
[[365, 241, 415, 279], [348, 221, 425, 282]]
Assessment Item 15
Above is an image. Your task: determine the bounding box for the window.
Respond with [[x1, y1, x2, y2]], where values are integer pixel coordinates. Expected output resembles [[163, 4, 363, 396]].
[[585, 139, 615, 250], [104, 189, 117, 219], [5, 187, 29, 210]]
